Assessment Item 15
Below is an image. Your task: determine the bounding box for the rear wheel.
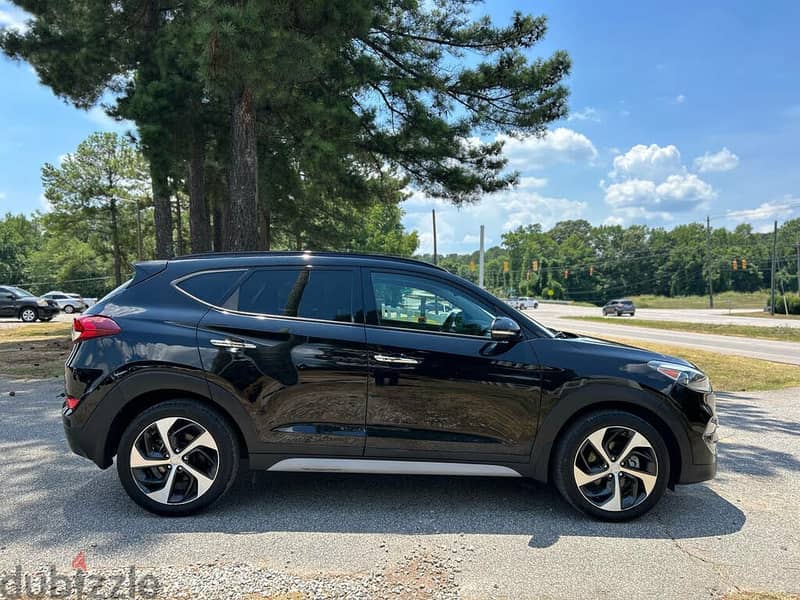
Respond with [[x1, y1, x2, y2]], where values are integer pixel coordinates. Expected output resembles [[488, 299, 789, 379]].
[[20, 307, 38, 322], [552, 410, 670, 521], [64, 304, 75, 314], [116, 400, 239, 516]]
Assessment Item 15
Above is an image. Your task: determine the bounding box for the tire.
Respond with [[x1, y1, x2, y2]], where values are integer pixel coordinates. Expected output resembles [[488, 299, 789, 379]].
[[616, 311, 623, 317], [552, 410, 670, 521], [64, 304, 75, 314], [116, 400, 240, 516], [20, 307, 38, 323]]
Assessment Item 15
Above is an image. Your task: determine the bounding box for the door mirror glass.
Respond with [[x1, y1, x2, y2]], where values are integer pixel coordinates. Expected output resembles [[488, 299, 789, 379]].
[[490, 317, 521, 341]]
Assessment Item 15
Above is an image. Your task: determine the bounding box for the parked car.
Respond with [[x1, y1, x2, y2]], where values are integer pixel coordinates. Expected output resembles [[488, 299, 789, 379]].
[[42, 291, 88, 314], [514, 296, 539, 310], [0, 285, 60, 322], [602, 299, 636, 316], [63, 252, 717, 520]]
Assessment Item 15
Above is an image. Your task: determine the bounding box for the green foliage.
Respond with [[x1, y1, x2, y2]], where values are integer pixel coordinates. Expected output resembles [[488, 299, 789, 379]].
[[772, 294, 800, 315], [0, 213, 40, 283], [429, 218, 800, 304]]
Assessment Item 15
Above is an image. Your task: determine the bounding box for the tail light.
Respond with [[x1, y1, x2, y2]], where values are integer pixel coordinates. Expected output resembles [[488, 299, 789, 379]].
[[72, 315, 121, 342]]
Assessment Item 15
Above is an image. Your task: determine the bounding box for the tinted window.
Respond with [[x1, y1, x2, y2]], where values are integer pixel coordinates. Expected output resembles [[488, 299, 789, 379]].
[[177, 270, 244, 306], [370, 271, 495, 337], [227, 269, 353, 322]]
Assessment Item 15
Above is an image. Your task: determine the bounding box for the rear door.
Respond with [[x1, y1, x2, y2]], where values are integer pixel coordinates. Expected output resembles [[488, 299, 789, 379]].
[[0, 288, 16, 317], [362, 269, 541, 463], [192, 266, 369, 456]]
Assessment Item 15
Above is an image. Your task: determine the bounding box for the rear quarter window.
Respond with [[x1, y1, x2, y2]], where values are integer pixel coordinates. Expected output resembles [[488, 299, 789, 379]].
[[176, 270, 244, 306]]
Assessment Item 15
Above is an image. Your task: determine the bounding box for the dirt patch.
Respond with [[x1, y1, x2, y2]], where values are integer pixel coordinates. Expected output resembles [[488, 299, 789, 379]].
[[0, 336, 71, 379]]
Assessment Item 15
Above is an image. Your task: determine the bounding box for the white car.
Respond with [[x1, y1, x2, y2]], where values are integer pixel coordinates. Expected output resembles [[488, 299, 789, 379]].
[[42, 291, 88, 314], [514, 296, 539, 310]]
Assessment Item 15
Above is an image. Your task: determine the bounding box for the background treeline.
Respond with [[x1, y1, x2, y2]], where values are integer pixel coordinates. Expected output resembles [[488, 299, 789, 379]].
[[419, 219, 800, 306]]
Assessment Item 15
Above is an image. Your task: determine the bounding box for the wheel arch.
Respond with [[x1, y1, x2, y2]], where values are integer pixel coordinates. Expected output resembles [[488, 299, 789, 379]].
[[98, 369, 257, 468], [530, 384, 689, 486]]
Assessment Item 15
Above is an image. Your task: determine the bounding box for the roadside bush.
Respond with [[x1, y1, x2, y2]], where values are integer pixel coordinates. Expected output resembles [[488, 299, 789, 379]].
[[771, 294, 800, 315]]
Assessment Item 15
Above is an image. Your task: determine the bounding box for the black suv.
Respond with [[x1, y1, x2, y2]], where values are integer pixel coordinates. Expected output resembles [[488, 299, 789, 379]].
[[0, 285, 60, 322], [63, 253, 717, 520]]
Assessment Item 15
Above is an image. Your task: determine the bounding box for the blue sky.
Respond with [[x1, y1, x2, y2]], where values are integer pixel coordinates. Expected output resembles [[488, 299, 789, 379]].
[[1, 1, 799, 254]]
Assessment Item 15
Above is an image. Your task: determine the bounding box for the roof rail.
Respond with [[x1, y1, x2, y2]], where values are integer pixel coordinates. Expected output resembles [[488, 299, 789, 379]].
[[169, 250, 446, 271]]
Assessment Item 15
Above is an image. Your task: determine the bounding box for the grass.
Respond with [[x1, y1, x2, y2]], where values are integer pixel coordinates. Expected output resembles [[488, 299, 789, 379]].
[[0, 322, 72, 379], [564, 316, 800, 343], [730, 311, 800, 320], [629, 290, 769, 309], [600, 334, 800, 391]]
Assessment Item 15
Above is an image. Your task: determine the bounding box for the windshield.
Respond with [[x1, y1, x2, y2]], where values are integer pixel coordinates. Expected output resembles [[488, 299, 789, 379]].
[[5, 286, 35, 298]]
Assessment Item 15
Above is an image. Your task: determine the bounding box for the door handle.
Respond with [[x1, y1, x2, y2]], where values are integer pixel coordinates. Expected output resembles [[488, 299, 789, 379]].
[[210, 338, 256, 350], [374, 354, 420, 365]]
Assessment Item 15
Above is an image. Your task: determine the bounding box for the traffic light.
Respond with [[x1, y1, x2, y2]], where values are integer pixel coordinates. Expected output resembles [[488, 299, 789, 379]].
[[503, 260, 509, 273], [732, 259, 738, 271]]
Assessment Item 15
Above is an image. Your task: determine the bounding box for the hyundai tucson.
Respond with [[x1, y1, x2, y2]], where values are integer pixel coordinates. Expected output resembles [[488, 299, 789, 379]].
[[62, 252, 717, 520]]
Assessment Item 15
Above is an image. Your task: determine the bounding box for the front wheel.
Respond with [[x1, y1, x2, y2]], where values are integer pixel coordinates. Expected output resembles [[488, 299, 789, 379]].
[[116, 400, 240, 516], [20, 307, 38, 322], [63, 304, 75, 314], [552, 410, 670, 521]]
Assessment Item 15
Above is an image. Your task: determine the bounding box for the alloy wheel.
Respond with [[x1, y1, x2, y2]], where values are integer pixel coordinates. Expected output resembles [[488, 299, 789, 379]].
[[573, 426, 658, 512], [129, 417, 220, 505], [20, 308, 37, 322]]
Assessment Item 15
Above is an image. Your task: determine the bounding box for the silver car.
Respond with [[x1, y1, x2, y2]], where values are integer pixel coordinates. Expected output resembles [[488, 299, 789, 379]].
[[42, 291, 88, 314]]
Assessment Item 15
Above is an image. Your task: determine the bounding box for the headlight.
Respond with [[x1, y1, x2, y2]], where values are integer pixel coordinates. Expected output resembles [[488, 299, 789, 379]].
[[36, 299, 48, 307], [647, 360, 712, 393]]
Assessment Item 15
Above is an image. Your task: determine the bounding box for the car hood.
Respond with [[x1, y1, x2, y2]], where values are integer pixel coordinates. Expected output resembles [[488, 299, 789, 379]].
[[553, 330, 694, 368]]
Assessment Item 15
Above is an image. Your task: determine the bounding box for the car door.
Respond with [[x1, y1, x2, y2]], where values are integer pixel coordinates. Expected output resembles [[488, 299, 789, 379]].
[[194, 266, 368, 456], [0, 288, 16, 317], [362, 268, 541, 463]]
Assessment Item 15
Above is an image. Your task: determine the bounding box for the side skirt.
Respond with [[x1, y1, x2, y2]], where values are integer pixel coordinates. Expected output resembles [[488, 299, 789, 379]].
[[264, 458, 523, 477]]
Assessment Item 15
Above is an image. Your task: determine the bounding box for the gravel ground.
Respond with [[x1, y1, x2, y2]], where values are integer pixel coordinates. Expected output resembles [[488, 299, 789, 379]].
[[0, 377, 798, 599]]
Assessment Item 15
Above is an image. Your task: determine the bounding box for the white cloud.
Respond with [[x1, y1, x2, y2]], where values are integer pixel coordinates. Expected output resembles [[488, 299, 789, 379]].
[[675, 94, 687, 104], [0, 7, 29, 33], [693, 147, 739, 173], [610, 143, 682, 180], [603, 142, 717, 222], [603, 215, 625, 226], [517, 176, 548, 189], [499, 127, 598, 170], [726, 200, 798, 223], [84, 106, 135, 132], [655, 174, 716, 208], [404, 185, 587, 254], [567, 107, 600, 122]]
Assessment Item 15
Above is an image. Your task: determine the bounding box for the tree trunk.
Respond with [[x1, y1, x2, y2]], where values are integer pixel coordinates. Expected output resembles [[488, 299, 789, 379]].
[[188, 125, 211, 252], [213, 204, 224, 251], [265, 208, 271, 250], [226, 85, 259, 251], [174, 195, 185, 256], [151, 163, 174, 259], [109, 197, 122, 286]]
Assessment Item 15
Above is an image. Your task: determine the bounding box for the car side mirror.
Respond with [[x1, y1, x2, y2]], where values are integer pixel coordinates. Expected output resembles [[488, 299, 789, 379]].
[[490, 316, 521, 342]]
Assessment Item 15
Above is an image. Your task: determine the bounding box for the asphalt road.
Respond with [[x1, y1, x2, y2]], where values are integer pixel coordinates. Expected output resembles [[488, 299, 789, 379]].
[[524, 304, 800, 366], [0, 377, 798, 599]]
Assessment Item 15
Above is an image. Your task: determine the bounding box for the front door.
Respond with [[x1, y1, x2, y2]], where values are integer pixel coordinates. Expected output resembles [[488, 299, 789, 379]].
[[197, 266, 368, 456], [362, 269, 541, 463]]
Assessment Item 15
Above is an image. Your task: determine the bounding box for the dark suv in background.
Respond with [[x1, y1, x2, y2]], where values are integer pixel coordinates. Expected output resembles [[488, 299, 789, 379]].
[[603, 299, 636, 317], [63, 252, 717, 520], [0, 285, 60, 322]]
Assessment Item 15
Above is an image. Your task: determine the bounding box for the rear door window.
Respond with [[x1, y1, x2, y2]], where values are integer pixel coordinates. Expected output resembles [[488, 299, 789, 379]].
[[225, 268, 355, 323]]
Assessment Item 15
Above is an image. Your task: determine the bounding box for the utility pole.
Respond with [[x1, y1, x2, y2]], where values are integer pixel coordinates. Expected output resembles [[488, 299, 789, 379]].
[[770, 220, 778, 315], [431, 209, 437, 266], [478, 225, 485, 289], [706, 216, 714, 309]]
